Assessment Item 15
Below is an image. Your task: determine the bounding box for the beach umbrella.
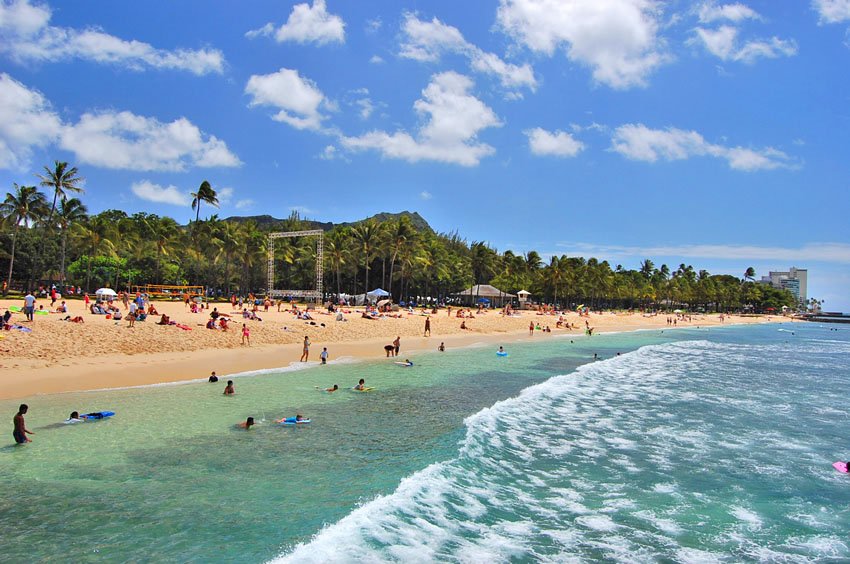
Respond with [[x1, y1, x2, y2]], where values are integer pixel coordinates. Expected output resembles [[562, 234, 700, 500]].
[[576, 304, 584, 310], [376, 299, 391, 308], [96, 288, 116, 296], [673, 309, 683, 313], [478, 297, 490, 303]]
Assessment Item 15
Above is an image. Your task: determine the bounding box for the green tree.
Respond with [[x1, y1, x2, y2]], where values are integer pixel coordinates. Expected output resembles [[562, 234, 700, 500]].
[[37, 161, 84, 227], [190, 180, 219, 223], [55, 197, 88, 285], [0, 184, 48, 293]]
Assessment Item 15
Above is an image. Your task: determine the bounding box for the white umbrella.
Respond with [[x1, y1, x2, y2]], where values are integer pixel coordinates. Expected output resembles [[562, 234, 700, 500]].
[[96, 288, 116, 296]]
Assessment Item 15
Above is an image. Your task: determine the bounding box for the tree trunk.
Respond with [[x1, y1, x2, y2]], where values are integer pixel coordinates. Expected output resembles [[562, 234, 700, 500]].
[[5, 224, 19, 294]]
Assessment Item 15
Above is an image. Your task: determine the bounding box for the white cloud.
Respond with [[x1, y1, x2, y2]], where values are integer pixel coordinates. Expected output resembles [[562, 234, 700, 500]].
[[400, 13, 537, 94], [319, 145, 338, 160], [289, 205, 315, 215], [813, 0, 850, 23], [131, 181, 190, 206], [420, 191, 432, 200], [698, 2, 761, 23], [555, 241, 850, 264], [340, 72, 502, 167], [246, 0, 344, 45], [60, 111, 241, 171], [0, 72, 61, 170], [217, 186, 234, 205], [365, 17, 382, 34], [245, 68, 329, 131], [0, 0, 224, 74], [369, 54, 384, 64], [611, 123, 795, 171], [693, 25, 797, 63], [496, 0, 669, 89], [526, 127, 585, 157], [235, 198, 255, 210]]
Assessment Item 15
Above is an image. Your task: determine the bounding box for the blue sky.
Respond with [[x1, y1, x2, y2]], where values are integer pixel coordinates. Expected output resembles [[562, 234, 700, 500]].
[[1, 0, 848, 309]]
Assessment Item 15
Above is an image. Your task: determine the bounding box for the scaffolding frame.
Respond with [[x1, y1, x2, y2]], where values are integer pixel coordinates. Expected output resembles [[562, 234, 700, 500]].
[[267, 229, 323, 301]]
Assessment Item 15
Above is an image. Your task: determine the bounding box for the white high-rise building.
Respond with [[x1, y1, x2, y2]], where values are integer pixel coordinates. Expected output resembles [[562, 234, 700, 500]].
[[760, 267, 807, 303]]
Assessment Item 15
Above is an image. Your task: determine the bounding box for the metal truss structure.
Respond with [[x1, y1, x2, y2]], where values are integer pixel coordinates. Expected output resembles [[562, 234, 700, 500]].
[[267, 229, 324, 301]]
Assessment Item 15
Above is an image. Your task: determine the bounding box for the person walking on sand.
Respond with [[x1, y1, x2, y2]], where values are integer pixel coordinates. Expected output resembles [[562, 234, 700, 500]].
[[424, 316, 431, 337], [321, 347, 328, 365], [241, 323, 250, 346], [13, 404, 33, 444], [393, 336, 401, 357], [529, 321, 534, 336], [301, 336, 311, 362]]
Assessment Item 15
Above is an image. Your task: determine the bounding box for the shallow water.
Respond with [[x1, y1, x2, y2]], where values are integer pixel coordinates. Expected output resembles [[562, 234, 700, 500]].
[[2, 324, 848, 562]]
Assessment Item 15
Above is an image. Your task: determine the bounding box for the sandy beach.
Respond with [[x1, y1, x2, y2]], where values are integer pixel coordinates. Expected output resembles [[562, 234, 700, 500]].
[[0, 296, 777, 399]]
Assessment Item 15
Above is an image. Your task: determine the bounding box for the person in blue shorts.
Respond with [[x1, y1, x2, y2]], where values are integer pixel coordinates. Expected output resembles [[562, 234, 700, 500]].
[[13, 404, 33, 444]]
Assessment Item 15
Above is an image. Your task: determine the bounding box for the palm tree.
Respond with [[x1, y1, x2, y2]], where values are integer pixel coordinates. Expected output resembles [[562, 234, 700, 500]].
[[324, 228, 351, 298], [191, 180, 219, 223], [56, 197, 88, 286], [0, 184, 47, 293], [351, 219, 382, 295], [744, 266, 756, 282], [72, 215, 117, 291], [37, 161, 84, 226], [387, 216, 415, 300]]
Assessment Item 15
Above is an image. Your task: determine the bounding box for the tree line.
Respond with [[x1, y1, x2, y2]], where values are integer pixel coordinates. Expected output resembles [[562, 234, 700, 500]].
[[1, 161, 797, 312]]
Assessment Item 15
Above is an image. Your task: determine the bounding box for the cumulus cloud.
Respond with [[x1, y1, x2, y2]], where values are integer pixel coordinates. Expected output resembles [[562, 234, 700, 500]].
[[246, 0, 345, 45], [420, 191, 432, 200], [235, 198, 255, 210], [813, 0, 850, 23], [400, 13, 536, 95], [340, 72, 502, 166], [0, 72, 61, 170], [526, 127, 585, 157], [131, 181, 190, 206], [60, 111, 241, 171], [692, 25, 797, 63], [369, 54, 384, 64], [217, 186, 234, 205], [0, 0, 224, 74], [611, 123, 795, 171], [496, 0, 669, 89], [245, 68, 329, 131], [698, 2, 761, 23]]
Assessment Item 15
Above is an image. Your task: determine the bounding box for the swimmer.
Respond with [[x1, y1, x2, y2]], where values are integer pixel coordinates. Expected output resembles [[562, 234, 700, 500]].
[[438, 342, 445, 352], [354, 378, 366, 391], [237, 417, 255, 429], [401, 359, 413, 366], [223, 380, 235, 395], [209, 371, 218, 383], [67, 411, 84, 423], [498, 346, 505, 353], [325, 384, 339, 393]]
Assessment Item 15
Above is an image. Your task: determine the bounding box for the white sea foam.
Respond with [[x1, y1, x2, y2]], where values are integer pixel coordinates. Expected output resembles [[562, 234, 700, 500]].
[[273, 332, 850, 562]]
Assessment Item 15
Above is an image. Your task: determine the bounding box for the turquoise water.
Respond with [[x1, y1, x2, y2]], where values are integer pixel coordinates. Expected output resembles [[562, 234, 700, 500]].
[[2, 324, 849, 562]]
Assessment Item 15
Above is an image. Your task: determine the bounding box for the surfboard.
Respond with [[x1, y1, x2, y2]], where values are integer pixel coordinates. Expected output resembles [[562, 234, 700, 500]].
[[277, 418, 311, 425], [833, 461, 849, 473], [353, 387, 374, 392], [394, 362, 413, 367]]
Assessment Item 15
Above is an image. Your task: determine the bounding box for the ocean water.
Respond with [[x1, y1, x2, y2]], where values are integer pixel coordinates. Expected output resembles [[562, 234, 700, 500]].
[[2, 323, 849, 562]]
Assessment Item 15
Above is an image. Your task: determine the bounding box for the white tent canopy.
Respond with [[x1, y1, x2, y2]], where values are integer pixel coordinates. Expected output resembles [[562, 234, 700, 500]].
[[95, 287, 116, 302], [367, 288, 390, 299]]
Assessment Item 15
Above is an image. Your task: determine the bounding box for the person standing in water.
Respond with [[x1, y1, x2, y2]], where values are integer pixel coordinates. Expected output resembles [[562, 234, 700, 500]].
[[320, 347, 328, 365], [13, 404, 33, 444], [224, 380, 235, 395], [393, 336, 400, 357]]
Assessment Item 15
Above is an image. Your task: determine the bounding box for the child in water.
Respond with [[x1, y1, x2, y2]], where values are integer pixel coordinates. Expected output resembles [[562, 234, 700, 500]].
[[354, 378, 366, 391]]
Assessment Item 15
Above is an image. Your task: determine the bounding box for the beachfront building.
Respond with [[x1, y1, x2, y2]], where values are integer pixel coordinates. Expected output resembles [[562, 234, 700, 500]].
[[454, 284, 516, 308], [760, 267, 807, 304]]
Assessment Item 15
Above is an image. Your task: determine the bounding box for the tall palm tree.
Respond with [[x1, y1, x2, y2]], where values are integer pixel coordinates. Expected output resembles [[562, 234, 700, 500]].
[[324, 228, 351, 298], [191, 180, 219, 223], [387, 216, 415, 300], [72, 215, 117, 291], [56, 197, 88, 285], [351, 219, 382, 295], [744, 266, 756, 282], [0, 184, 48, 293], [37, 161, 84, 226]]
